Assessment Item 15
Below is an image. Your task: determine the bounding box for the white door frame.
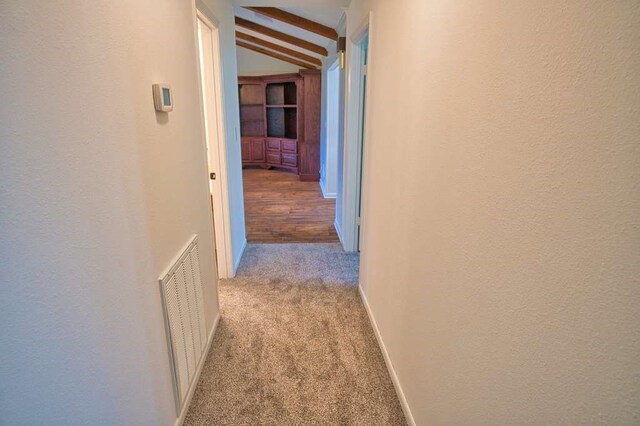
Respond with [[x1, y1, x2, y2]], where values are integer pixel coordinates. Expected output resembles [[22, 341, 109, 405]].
[[195, 7, 234, 278], [341, 12, 373, 252]]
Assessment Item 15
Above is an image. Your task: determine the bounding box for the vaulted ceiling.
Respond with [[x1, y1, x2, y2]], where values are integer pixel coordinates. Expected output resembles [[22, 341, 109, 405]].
[[233, 4, 347, 70]]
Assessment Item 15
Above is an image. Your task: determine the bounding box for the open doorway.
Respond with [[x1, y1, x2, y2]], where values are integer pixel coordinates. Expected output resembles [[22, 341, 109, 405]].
[[237, 71, 338, 243], [196, 10, 234, 278], [231, 6, 345, 245]]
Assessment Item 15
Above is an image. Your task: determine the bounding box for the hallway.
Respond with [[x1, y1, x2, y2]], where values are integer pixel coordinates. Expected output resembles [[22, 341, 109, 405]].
[[243, 168, 339, 243], [184, 244, 405, 425], [3, 1, 639, 424]]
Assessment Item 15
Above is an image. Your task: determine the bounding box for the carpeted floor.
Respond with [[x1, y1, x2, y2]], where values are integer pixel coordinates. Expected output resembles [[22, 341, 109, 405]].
[[184, 243, 406, 426]]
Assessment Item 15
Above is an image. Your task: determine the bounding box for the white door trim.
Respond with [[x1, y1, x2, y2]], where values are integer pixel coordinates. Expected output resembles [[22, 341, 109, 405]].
[[195, 6, 234, 278], [341, 12, 373, 252]]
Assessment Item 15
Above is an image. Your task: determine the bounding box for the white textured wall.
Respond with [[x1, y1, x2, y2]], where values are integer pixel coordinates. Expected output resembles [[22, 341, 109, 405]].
[[320, 59, 340, 198], [349, 0, 640, 424], [236, 46, 300, 76], [0, 0, 238, 423], [334, 60, 347, 238]]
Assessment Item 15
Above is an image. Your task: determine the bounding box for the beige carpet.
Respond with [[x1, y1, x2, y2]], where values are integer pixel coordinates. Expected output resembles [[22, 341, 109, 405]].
[[184, 243, 406, 425]]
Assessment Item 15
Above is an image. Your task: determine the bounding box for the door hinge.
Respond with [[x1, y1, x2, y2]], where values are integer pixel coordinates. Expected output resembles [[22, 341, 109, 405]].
[[356, 216, 361, 226], [362, 64, 367, 76]]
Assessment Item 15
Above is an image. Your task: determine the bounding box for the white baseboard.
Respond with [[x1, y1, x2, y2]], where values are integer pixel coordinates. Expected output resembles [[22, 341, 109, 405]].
[[334, 218, 344, 248], [319, 179, 337, 199], [358, 285, 416, 426], [233, 238, 247, 276], [175, 312, 220, 426]]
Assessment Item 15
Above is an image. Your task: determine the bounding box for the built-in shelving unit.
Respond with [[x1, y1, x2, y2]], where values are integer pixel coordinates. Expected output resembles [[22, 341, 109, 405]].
[[238, 70, 321, 180]]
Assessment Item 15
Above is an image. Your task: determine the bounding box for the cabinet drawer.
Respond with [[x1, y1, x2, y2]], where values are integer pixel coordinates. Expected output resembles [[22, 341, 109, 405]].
[[267, 151, 281, 165], [282, 153, 297, 167], [281, 139, 297, 153], [266, 139, 281, 151]]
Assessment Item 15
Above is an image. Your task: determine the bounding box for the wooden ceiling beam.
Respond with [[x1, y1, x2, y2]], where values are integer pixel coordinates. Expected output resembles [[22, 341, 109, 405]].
[[236, 31, 321, 67], [244, 7, 338, 41], [236, 41, 317, 70], [235, 16, 328, 56]]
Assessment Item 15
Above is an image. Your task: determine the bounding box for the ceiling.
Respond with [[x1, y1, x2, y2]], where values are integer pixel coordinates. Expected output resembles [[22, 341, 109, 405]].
[[233, 0, 350, 7], [233, 4, 348, 69], [279, 7, 345, 28]]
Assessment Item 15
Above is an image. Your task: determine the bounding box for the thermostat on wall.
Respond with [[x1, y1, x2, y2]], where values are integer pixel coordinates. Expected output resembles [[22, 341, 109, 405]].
[[153, 83, 173, 112]]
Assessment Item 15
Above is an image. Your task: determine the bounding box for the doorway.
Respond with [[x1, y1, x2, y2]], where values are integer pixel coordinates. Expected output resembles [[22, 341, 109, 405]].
[[238, 72, 338, 244], [196, 10, 234, 278]]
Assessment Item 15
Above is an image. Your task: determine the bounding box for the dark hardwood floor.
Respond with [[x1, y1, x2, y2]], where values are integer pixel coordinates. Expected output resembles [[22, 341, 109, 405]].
[[243, 167, 339, 243]]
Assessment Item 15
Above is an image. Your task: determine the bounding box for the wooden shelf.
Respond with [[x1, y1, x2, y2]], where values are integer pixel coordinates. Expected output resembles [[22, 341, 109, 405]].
[[240, 103, 264, 107], [266, 104, 297, 108]]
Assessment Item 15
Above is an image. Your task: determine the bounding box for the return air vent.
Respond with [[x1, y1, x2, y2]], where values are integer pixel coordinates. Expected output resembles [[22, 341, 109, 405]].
[[159, 235, 207, 414]]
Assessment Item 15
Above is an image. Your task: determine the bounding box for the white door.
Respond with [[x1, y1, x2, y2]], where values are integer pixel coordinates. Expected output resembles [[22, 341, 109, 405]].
[[197, 14, 229, 278], [355, 35, 369, 252]]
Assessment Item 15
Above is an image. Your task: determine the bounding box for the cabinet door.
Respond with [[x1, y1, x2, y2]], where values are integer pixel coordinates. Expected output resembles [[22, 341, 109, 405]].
[[241, 140, 251, 162], [282, 153, 297, 167], [281, 139, 297, 153], [266, 138, 281, 151], [267, 151, 281, 165], [251, 139, 265, 162]]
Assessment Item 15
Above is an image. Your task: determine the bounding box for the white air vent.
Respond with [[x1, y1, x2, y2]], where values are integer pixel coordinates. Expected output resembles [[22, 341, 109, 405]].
[[159, 235, 207, 414]]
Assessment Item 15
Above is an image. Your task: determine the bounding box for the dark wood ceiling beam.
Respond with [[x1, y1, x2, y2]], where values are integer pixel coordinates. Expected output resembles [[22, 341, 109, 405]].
[[235, 16, 328, 56], [236, 31, 321, 67], [236, 41, 317, 70], [244, 7, 338, 40]]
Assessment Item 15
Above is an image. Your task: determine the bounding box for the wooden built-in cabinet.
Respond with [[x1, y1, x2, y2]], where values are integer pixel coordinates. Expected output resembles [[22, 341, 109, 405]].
[[238, 70, 321, 180]]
